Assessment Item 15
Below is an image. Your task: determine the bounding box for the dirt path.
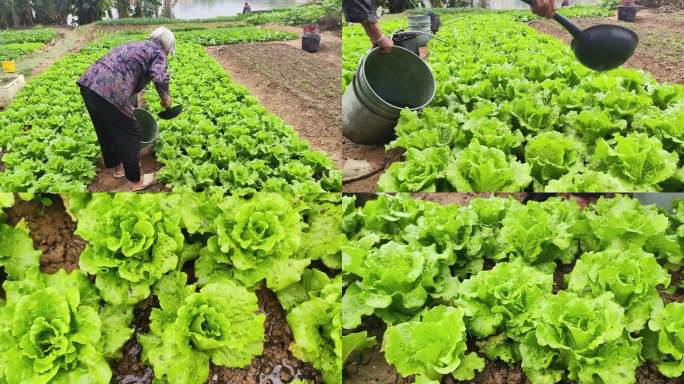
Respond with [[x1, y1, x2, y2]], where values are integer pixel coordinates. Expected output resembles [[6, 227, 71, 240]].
[[206, 31, 389, 193], [16, 25, 97, 78], [530, 10, 684, 85]]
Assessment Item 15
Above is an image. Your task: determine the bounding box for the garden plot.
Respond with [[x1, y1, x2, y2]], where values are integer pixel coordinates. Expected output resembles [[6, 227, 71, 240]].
[[0, 27, 341, 193], [342, 193, 684, 384], [341, 8, 684, 192], [0, 192, 343, 384]]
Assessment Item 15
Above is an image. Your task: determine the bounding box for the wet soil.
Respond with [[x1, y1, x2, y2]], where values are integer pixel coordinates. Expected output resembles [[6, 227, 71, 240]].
[[5, 194, 84, 273], [530, 10, 684, 85], [88, 146, 167, 192]]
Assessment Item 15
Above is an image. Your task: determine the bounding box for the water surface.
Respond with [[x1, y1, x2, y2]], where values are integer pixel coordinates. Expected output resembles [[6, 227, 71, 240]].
[[173, 0, 308, 19]]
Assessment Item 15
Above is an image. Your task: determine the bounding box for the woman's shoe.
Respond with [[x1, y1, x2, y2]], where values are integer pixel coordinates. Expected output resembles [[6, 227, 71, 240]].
[[113, 164, 125, 178], [130, 173, 155, 191]]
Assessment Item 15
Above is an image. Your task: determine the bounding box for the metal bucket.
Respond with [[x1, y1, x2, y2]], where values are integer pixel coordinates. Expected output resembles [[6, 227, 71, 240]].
[[408, 14, 432, 47], [341, 46, 435, 145], [134, 108, 159, 146]]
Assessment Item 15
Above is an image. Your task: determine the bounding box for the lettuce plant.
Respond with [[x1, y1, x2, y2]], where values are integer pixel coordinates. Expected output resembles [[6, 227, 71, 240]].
[[591, 132, 679, 190], [287, 274, 342, 384], [0, 268, 130, 384], [454, 261, 552, 362], [138, 272, 265, 384], [519, 291, 640, 384], [383, 305, 485, 383], [498, 198, 581, 271], [643, 302, 684, 378], [566, 248, 670, 332], [446, 141, 532, 192], [0, 193, 41, 280], [525, 131, 582, 186], [195, 193, 310, 291], [378, 147, 453, 192], [342, 240, 452, 328], [74, 193, 184, 305]]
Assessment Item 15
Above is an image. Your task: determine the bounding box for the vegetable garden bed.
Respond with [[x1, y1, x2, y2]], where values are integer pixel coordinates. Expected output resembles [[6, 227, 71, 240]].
[[342, 192, 684, 384], [342, 8, 684, 192], [0, 192, 343, 384], [0, 26, 341, 193], [0, 28, 57, 61]]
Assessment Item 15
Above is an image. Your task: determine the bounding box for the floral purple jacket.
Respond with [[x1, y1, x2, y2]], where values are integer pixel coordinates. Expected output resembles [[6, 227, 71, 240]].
[[77, 39, 170, 118]]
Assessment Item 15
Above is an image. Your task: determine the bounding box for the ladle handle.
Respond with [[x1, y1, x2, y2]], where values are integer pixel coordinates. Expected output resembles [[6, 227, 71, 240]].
[[518, 0, 584, 39]]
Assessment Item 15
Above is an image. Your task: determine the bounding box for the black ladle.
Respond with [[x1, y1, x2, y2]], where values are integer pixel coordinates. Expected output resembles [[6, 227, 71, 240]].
[[521, 0, 638, 71]]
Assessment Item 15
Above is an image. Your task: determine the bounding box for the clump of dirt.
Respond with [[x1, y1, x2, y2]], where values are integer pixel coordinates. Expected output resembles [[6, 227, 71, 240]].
[[5, 194, 84, 273], [636, 362, 682, 384], [530, 10, 684, 85], [210, 287, 323, 384]]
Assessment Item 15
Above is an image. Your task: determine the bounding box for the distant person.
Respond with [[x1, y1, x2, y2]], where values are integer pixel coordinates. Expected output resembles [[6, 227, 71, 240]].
[[77, 27, 176, 191], [561, 0, 570, 7], [243, 2, 252, 14]]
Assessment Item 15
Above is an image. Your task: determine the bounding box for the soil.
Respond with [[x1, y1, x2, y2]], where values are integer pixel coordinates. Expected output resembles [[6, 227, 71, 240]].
[[5, 194, 84, 273], [530, 10, 684, 85], [88, 146, 167, 192]]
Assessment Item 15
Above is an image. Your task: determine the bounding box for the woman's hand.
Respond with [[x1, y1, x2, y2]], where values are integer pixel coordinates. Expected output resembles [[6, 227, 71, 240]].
[[531, 0, 555, 18], [161, 95, 172, 109], [375, 36, 394, 53]]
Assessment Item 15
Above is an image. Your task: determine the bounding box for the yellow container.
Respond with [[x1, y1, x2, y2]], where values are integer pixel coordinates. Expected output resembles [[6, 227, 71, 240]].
[[2, 61, 16, 73]]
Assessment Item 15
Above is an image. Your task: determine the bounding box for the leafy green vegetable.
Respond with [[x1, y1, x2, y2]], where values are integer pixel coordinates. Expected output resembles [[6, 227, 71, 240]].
[[73, 193, 185, 305], [0, 268, 130, 384], [643, 302, 684, 378], [566, 248, 670, 332], [519, 291, 640, 384], [384, 305, 485, 383], [378, 147, 453, 192], [287, 274, 342, 384], [454, 260, 552, 362], [498, 197, 580, 271], [342, 331, 376, 363], [525, 131, 582, 187], [139, 271, 265, 384], [0, 193, 41, 280], [446, 141, 532, 192]]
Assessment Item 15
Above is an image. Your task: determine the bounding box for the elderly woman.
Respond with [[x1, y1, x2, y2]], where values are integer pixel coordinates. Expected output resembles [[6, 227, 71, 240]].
[[77, 27, 176, 191]]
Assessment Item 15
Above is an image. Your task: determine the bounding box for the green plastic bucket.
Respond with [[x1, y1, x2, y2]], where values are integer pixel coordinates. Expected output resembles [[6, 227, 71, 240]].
[[134, 108, 158, 146], [342, 46, 435, 145]]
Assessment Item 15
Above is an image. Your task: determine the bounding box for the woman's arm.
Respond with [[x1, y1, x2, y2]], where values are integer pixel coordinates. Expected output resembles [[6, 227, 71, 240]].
[[149, 53, 172, 108]]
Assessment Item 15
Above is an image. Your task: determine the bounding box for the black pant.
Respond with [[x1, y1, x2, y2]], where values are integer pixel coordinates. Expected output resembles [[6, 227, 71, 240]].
[[80, 86, 141, 182]]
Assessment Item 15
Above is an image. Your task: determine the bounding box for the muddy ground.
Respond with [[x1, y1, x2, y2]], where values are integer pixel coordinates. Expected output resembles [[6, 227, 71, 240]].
[[531, 10, 684, 85], [343, 193, 684, 384], [1, 195, 322, 384], [88, 146, 167, 192]]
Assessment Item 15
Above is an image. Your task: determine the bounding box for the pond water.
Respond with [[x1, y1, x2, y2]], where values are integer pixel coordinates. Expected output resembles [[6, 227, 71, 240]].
[[485, 0, 599, 10], [173, 0, 308, 19]]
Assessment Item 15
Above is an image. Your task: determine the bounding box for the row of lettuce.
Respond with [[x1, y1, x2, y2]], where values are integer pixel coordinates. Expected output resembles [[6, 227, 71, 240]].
[[0, 27, 56, 61], [0, 27, 341, 193], [0, 192, 344, 384], [343, 12, 684, 192], [342, 194, 684, 383]]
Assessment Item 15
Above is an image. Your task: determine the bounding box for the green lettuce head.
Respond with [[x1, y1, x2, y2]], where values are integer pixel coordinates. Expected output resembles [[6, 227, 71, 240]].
[[74, 193, 184, 305], [567, 248, 670, 332], [643, 302, 684, 378], [287, 274, 342, 384], [342, 239, 452, 328], [139, 272, 265, 384], [0, 268, 128, 384], [519, 291, 640, 384], [196, 193, 309, 290], [383, 305, 485, 383]]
